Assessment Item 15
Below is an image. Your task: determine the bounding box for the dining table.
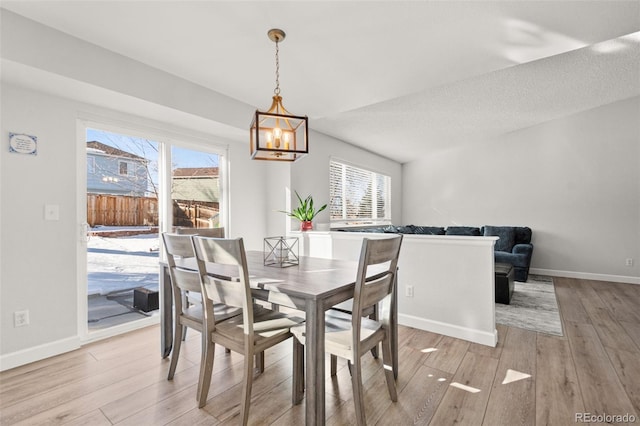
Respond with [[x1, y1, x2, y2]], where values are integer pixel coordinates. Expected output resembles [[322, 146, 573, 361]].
[[159, 250, 398, 426]]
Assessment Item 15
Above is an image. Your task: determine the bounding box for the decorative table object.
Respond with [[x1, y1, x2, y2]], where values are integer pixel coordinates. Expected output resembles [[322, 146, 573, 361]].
[[264, 236, 299, 267]]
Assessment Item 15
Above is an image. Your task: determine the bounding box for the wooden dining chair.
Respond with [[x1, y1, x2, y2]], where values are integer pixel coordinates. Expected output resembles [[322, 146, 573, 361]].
[[174, 227, 225, 340], [291, 235, 403, 426], [191, 236, 305, 421], [162, 233, 241, 384]]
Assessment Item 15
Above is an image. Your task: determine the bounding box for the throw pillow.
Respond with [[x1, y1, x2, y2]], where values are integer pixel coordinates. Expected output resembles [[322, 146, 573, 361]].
[[484, 226, 516, 252], [413, 226, 446, 235], [445, 226, 481, 236], [396, 225, 416, 234]]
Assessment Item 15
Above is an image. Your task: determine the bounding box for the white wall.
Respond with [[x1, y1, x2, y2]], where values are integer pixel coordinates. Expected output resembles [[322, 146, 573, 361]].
[[264, 162, 292, 238], [402, 97, 640, 282], [290, 130, 403, 230], [296, 231, 498, 346], [0, 84, 80, 356], [0, 83, 269, 366]]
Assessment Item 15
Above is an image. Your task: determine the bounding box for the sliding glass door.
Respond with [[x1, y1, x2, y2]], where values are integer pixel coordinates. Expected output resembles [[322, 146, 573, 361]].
[[85, 128, 161, 330], [81, 123, 225, 336]]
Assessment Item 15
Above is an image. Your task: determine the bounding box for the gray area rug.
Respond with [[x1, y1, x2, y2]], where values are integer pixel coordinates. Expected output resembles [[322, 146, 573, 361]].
[[495, 275, 563, 336]]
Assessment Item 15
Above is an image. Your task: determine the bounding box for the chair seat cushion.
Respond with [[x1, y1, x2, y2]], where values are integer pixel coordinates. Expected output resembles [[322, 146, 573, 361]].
[[330, 300, 375, 317], [213, 303, 243, 322], [291, 309, 382, 361], [215, 309, 304, 341], [183, 305, 204, 324], [183, 303, 242, 324]]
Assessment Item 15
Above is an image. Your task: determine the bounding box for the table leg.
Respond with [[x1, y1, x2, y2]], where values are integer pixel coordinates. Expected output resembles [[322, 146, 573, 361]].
[[305, 301, 325, 426], [160, 264, 173, 358]]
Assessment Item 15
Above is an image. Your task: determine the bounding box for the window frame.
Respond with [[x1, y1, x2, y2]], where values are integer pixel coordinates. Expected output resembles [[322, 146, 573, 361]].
[[329, 158, 391, 227], [118, 159, 132, 176]]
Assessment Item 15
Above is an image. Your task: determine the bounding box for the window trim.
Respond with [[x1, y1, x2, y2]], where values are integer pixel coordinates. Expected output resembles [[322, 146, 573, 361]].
[[118, 159, 135, 176], [329, 158, 392, 228]]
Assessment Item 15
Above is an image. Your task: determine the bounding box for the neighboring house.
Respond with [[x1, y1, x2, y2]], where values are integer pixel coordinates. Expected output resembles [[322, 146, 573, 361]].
[[86, 141, 149, 196], [171, 167, 220, 205], [171, 167, 220, 227]]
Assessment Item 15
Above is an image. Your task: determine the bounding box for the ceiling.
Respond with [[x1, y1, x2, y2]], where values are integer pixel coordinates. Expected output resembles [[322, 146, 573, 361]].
[[2, 1, 639, 163]]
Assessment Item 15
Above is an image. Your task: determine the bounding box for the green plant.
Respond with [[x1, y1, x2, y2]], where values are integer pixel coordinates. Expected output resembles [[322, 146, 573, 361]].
[[280, 191, 327, 222]]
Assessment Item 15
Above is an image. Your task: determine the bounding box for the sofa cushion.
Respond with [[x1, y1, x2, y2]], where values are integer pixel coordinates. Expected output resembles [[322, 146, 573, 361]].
[[336, 227, 385, 233], [413, 226, 446, 235], [484, 226, 516, 252], [445, 226, 481, 236], [495, 250, 529, 268], [514, 227, 532, 245]]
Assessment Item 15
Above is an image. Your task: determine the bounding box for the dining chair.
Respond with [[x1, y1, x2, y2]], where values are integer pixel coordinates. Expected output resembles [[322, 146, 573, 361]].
[[291, 235, 403, 426], [174, 227, 225, 340], [191, 236, 305, 421], [330, 294, 380, 374], [162, 233, 241, 385]]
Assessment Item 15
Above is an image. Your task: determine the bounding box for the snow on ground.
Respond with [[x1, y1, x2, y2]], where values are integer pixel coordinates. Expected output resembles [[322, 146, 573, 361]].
[[87, 230, 160, 296]]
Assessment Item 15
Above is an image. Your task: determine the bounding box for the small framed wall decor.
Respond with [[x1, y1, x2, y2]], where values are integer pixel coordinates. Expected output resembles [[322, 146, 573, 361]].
[[9, 132, 37, 155]]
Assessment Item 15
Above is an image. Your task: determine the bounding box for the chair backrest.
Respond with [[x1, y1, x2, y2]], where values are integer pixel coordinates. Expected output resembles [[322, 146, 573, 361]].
[[162, 233, 202, 316], [175, 227, 225, 238], [351, 235, 403, 340], [191, 236, 255, 334]]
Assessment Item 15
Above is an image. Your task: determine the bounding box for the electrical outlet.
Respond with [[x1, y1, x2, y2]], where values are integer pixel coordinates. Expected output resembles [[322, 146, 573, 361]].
[[14, 310, 30, 327], [405, 285, 414, 298], [625, 258, 634, 267]]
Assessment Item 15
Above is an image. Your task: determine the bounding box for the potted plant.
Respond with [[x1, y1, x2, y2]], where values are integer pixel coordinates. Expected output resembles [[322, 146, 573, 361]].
[[281, 191, 327, 231]]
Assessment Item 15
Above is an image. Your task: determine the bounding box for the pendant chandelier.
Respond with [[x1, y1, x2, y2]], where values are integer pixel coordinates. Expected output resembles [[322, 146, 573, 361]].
[[250, 29, 308, 161]]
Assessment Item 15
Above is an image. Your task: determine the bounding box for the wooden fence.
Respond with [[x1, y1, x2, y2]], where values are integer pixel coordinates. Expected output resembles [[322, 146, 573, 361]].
[[87, 194, 158, 227], [87, 194, 219, 228], [173, 200, 219, 228]]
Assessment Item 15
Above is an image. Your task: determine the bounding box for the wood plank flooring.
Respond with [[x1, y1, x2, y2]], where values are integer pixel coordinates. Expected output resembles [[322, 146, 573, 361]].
[[1, 277, 639, 425]]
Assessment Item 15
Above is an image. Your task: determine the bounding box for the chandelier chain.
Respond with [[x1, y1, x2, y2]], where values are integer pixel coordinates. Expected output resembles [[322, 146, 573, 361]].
[[274, 39, 281, 96]]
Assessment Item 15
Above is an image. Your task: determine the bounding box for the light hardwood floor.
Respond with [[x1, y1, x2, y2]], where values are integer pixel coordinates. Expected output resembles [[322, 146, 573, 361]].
[[1, 277, 639, 425]]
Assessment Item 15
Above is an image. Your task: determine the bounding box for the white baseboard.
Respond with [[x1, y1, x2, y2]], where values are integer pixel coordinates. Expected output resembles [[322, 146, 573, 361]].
[[0, 316, 159, 372], [0, 336, 81, 372], [530, 268, 640, 285], [399, 313, 497, 347]]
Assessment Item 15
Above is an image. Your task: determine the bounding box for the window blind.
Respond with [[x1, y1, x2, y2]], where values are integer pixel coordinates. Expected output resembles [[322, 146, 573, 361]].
[[329, 160, 390, 224]]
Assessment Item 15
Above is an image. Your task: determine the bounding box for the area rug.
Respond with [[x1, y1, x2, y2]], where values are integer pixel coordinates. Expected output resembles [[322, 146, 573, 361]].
[[495, 275, 563, 336]]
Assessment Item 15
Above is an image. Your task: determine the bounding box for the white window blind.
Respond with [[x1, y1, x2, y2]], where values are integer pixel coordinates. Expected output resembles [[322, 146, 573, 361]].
[[329, 160, 391, 224]]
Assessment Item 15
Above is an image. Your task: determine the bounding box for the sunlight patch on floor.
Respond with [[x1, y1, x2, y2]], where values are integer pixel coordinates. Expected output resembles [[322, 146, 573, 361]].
[[502, 368, 531, 385], [450, 382, 481, 393]]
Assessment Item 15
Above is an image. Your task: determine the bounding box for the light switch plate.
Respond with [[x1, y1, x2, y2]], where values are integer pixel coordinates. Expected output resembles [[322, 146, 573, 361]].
[[44, 204, 60, 221]]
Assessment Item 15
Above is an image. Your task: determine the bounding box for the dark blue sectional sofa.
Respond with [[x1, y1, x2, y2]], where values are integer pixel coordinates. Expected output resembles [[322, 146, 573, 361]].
[[335, 224, 534, 281]]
